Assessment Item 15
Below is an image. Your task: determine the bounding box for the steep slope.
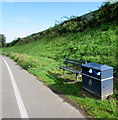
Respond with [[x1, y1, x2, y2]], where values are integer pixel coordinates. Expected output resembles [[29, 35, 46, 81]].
[[5, 2, 118, 46], [3, 22, 117, 75]]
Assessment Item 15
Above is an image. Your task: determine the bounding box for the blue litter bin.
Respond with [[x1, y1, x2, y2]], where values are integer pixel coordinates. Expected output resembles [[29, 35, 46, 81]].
[[82, 63, 113, 99]]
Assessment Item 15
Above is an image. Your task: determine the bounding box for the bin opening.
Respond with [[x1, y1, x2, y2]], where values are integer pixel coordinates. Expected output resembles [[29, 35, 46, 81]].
[[93, 70, 101, 76]]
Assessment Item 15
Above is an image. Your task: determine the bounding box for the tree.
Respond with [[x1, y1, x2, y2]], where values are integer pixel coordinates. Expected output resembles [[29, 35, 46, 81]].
[[0, 34, 6, 48]]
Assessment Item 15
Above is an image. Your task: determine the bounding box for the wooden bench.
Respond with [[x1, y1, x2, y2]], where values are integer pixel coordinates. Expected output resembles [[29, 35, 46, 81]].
[[59, 58, 86, 81]]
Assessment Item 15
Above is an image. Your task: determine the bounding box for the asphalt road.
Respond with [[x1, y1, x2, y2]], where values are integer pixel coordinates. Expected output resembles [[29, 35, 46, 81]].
[[1, 55, 86, 119]]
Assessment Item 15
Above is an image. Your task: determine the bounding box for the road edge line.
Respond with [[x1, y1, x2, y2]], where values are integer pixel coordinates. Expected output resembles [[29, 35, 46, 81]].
[[2, 57, 29, 118]]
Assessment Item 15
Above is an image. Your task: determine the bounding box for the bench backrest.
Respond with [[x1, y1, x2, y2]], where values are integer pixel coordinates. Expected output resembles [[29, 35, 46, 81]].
[[64, 58, 86, 71]]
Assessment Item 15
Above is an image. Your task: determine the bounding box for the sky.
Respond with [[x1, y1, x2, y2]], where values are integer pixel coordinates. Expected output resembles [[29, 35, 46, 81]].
[[1, 2, 104, 43]]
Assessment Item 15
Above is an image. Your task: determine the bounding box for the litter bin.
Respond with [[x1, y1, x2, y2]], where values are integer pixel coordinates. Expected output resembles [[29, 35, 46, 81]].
[[82, 63, 113, 99]]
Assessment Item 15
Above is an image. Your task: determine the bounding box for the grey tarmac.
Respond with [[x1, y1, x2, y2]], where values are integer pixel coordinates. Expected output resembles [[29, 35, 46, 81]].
[[1, 56, 86, 119]]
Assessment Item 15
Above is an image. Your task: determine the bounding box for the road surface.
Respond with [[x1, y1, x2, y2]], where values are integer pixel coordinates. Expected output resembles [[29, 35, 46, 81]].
[[1, 55, 86, 119]]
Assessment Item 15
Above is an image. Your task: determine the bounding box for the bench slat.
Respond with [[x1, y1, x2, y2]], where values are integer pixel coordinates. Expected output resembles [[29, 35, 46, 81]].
[[65, 58, 86, 64], [64, 61, 82, 66], [59, 66, 81, 74]]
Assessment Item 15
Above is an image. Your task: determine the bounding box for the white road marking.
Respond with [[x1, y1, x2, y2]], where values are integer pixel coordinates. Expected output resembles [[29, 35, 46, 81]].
[[0, 55, 2, 120], [2, 57, 29, 118]]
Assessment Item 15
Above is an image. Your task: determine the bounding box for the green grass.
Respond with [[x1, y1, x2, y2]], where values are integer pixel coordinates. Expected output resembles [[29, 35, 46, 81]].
[[2, 22, 118, 118], [3, 23, 118, 73], [0, 48, 2, 53]]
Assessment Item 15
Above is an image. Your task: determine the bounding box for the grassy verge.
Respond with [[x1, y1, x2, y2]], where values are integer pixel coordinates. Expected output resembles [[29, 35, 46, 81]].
[[2, 52, 118, 118], [0, 48, 2, 53]]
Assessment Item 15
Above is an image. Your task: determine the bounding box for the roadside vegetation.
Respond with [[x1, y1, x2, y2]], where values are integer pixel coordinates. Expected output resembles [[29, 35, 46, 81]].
[[0, 34, 6, 48], [2, 2, 118, 118]]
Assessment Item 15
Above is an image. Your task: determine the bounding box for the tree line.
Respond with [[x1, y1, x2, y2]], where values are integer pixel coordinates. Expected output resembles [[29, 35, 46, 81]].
[[0, 34, 6, 48]]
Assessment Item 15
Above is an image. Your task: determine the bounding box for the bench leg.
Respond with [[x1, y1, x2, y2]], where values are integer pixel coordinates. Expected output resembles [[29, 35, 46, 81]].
[[75, 73, 78, 81], [63, 69, 65, 75]]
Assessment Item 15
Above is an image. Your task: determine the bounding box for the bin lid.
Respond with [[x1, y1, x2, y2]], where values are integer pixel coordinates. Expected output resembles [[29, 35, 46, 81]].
[[82, 63, 113, 71]]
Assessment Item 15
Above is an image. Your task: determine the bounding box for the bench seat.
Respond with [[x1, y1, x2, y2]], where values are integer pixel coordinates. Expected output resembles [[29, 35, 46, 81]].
[[59, 66, 81, 74]]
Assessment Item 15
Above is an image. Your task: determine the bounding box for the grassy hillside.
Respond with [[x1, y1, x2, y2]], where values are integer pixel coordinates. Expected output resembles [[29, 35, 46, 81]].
[[3, 22, 118, 75], [5, 2, 118, 46], [2, 2, 118, 118]]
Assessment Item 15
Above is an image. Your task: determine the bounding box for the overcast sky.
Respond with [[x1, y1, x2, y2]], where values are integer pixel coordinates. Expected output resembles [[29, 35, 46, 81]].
[[1, 1, 103, 43]]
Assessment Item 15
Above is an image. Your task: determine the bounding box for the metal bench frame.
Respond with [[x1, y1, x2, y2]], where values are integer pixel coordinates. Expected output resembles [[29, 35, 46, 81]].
[[59, 58, 86, 81]]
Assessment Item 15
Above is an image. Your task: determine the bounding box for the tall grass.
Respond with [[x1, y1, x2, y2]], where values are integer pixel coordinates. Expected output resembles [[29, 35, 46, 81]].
[[3, 23, 117, 75]]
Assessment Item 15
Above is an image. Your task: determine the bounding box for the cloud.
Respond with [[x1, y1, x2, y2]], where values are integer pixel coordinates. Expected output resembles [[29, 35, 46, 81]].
[[14, 16, 28, 24]]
